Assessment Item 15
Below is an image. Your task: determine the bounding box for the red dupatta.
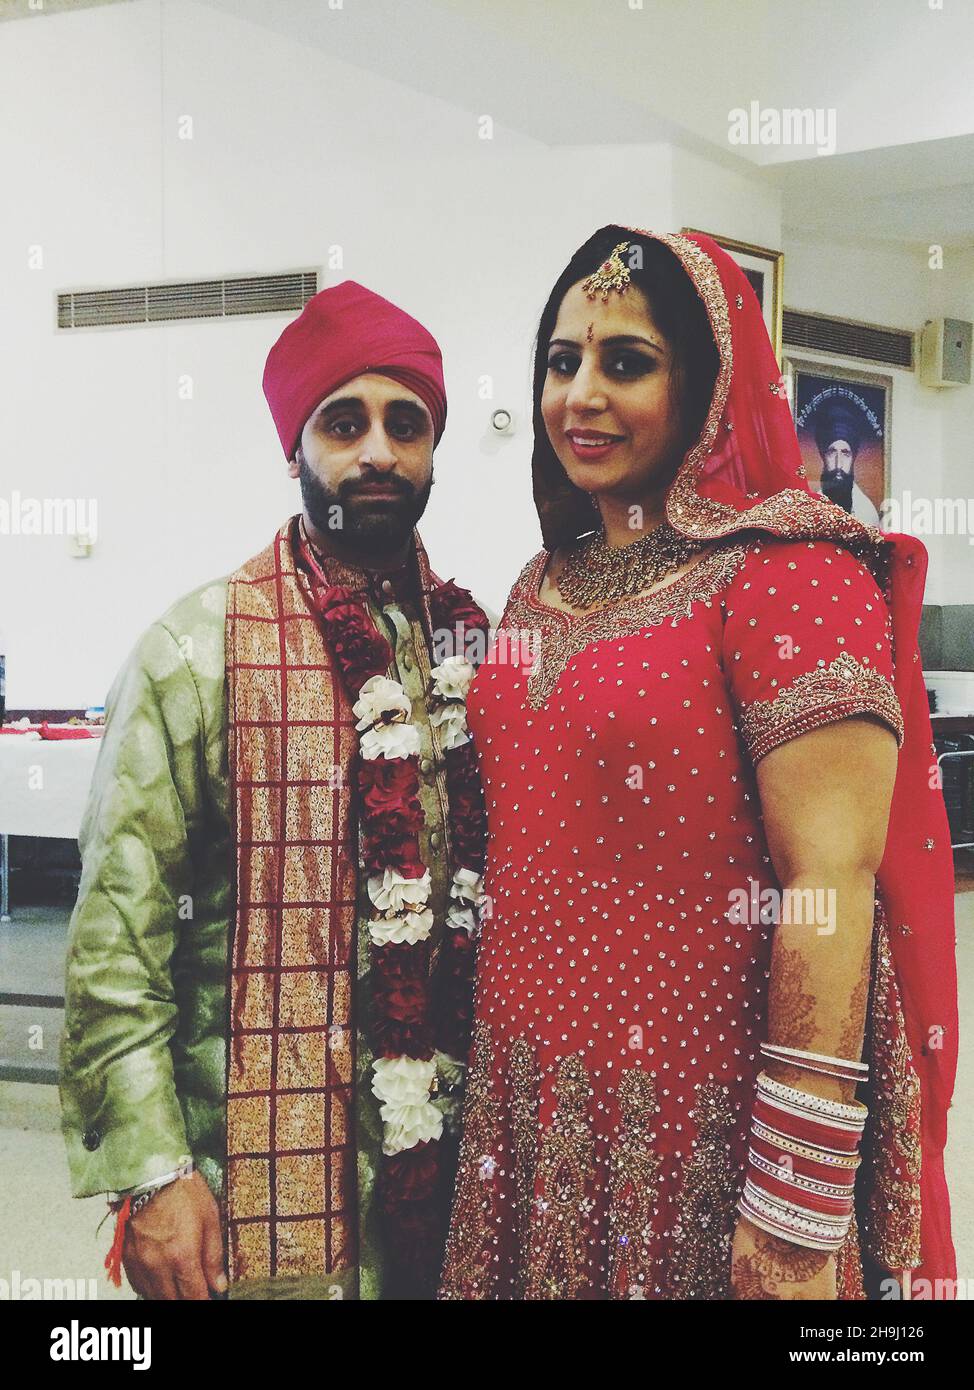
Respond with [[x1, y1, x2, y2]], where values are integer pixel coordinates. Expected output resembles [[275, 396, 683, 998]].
[[533, 226, 958, 1289]]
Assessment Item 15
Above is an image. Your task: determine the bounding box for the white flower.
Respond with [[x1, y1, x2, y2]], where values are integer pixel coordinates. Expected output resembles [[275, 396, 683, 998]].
[[372, 1054, 437, 1106], [360, 720, 421, 761], [368, 867, 431, 915], [353, 675, 411, 729], [446, 902, 479, 937], [451, 867, 485, 906], [368, 907, 434, 946], [371, 1056, 442, 1155], [380, 1101, 443, 1155], [353, 676, 420, 761], [430, 655, 475, 702], [430, 701, 470, 750]]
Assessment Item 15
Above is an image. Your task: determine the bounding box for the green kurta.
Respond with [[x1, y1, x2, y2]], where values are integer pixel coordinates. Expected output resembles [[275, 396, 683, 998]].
[[60, 575, 453, 1299]]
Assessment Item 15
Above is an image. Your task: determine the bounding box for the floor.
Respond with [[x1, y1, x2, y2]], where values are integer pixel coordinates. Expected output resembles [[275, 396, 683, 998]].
[[1, 890, 972, 1300]]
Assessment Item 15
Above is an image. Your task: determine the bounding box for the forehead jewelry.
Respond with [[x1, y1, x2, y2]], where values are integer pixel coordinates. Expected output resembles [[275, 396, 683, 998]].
[[581, 240, 631, 302], [585, 322, 595, 343]]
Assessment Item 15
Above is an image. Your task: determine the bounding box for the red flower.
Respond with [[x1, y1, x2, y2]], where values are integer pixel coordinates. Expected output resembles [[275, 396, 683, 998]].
[[372, 942, 434, 1053], [362, 830, 425, 878], [431, 580, 490, 637], [445, 743, 488, 870], [382, 1142, 439, 1205], [433, 927, 477, 1060], [359, 758, 421, 815], [312, 586, 391, 686], [430, 581, 490, 665]]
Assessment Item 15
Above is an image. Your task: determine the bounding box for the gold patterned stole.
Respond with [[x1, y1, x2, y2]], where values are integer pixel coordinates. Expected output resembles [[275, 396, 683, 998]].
[[223, 516, 438, 1290]]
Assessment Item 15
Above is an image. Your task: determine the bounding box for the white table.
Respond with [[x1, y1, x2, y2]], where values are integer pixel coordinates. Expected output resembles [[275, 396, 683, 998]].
[[0, 737, 101, 919]]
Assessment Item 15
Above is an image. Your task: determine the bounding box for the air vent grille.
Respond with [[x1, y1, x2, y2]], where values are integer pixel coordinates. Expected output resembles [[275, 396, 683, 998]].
[[58, 270, 319, 329], [783, 309, 914, 369]]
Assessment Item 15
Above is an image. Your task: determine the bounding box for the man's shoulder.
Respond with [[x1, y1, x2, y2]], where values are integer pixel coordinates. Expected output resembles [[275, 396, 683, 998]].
[[157, 576, 229, 639], [129, 578, 229, 697]]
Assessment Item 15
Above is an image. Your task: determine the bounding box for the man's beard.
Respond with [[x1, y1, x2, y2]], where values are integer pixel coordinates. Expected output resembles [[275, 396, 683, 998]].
[[298, 459, 433, 554], [821, 466, 854, 513]]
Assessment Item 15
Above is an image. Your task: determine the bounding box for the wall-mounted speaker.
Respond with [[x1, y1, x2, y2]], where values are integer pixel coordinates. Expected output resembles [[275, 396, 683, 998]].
[[920, 317, 972, 388]]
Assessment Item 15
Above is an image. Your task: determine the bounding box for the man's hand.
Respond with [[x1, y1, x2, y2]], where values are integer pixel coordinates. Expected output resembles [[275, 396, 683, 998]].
[[123, 1171, 227, 1300], [731, 1215, 836, 1300]]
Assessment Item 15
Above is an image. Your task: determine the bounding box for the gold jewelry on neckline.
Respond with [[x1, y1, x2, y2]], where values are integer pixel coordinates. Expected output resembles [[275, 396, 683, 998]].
[[581, 241, 632, 302], [554, 521, 700, 610]]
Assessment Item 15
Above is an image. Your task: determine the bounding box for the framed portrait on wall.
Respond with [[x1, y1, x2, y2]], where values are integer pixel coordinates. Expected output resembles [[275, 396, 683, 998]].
[[682, 229, 784, 362], [784, 358, 892, 526]]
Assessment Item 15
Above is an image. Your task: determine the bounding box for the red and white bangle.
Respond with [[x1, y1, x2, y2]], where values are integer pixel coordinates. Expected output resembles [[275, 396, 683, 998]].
[[737, 1070, 867, 1251], [755, 1071, 867, 1121], [760, 1041, 868, 1085]]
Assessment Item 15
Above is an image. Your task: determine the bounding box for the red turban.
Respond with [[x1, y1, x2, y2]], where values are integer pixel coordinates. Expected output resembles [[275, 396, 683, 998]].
[[262, 280, 447, 460]]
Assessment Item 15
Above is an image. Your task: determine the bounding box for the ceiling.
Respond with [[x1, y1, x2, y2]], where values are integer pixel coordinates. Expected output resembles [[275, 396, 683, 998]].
[[0, 0, 131, 19], [8, 0, 972, 248], [199, 0, 974, 249]]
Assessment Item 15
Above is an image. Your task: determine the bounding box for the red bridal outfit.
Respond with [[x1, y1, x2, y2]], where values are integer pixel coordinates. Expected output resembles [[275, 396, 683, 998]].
[[439, 230, 957, 1301]]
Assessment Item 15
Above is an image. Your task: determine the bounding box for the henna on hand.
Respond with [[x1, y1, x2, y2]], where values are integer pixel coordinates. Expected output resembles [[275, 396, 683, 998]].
[[733, 1227, 831, 1300]]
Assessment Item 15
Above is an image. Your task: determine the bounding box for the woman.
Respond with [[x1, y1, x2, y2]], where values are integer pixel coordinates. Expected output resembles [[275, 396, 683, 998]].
[[439, 227, 957, 1300]]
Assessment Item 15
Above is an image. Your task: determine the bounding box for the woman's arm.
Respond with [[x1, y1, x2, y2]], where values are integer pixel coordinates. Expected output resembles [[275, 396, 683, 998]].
[[731, 714, 898, 1300]]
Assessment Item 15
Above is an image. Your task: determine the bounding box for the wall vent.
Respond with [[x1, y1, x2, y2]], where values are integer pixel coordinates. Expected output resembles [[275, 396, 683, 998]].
[[783, 308, 914, 369], [57, 270, 319, 329]]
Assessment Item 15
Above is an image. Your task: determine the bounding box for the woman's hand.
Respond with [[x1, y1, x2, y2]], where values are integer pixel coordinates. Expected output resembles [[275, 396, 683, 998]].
[[731, 1215, 836, 1300]]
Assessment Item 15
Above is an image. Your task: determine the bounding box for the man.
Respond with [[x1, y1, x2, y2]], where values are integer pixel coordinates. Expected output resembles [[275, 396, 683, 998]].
[[60, 282, 488, 1300], [814, 403, 881, 526]]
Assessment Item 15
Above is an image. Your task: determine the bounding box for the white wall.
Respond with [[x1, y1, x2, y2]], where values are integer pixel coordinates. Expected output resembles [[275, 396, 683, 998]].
[[0, 0, 968, 708], [0, 0, 673, 706], [936, 248, 974, 606]]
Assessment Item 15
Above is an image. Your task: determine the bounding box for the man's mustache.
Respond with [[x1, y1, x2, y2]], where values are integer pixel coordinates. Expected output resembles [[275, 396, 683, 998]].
[[340, 477, 414, 500]]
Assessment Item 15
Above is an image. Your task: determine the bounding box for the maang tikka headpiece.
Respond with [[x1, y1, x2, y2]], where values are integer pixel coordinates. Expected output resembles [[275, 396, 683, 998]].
[[581, 240, 632, 302]]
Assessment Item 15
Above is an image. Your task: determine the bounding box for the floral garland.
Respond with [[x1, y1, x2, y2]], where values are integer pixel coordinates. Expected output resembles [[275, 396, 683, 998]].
[[299, 536, 489, 1289]]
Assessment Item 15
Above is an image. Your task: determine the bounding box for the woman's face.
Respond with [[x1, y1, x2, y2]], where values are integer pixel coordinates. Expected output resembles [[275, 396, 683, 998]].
[[541, 279, 689, 507]]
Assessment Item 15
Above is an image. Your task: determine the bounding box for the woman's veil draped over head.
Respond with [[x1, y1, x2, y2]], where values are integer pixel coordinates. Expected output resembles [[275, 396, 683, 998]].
[[531, 224, 958, 1287], [532, 225, 876, 552]]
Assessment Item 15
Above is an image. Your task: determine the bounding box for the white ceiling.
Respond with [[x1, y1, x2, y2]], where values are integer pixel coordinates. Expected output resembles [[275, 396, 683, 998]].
[[197, 0, 974, 249], [11, 0, 973, 247], [0, 0, 131, 19]]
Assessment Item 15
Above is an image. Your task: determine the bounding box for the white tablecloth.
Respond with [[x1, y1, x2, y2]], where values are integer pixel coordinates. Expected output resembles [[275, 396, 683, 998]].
[[0, 738, 101, 839]]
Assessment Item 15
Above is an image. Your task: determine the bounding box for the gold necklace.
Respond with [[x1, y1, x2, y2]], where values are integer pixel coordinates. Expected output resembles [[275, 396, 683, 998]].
[[555, 522, 700, 609]]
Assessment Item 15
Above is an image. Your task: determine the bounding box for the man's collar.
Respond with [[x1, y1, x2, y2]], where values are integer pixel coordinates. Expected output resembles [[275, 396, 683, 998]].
[[298, 516, 421, 607]]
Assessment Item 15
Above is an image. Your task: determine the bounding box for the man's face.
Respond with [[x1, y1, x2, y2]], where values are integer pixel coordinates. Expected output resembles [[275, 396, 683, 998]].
[[823, 439, 854, 475], [290, 373, 434, 551]]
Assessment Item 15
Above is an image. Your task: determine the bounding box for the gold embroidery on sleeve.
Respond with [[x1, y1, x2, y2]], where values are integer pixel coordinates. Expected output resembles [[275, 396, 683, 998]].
[[737, 652, 904, 764]]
